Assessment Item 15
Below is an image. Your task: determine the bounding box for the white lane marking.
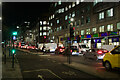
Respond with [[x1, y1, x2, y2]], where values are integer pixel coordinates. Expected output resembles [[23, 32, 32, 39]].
[[38, 75, 44, 80], [23, 69, 63, 80]]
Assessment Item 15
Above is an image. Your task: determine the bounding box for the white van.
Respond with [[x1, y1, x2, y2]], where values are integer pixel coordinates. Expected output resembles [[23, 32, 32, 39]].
[[43, 43, 57, 52], [72, 43, 89, 54]]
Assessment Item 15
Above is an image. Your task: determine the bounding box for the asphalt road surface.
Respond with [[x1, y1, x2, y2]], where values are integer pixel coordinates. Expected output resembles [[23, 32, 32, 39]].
[[16, 50, 103, 80]]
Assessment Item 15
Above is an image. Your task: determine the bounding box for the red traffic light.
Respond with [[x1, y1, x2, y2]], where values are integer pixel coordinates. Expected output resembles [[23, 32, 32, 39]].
[[73, 27, 75, 30], [44, 36, 46, 38]]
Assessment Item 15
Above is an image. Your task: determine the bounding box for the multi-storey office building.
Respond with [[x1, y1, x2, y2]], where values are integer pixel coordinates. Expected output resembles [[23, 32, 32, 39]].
[[49, 2, 120, 48]]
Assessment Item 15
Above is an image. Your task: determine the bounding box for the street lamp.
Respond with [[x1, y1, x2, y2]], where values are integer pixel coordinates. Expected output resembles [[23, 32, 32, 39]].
[[70, 18, 74, 22], [17, 26, 19, 29]]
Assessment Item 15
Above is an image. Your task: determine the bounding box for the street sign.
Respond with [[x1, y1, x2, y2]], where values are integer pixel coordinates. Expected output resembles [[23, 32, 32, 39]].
[[12, 31, 17, 36]]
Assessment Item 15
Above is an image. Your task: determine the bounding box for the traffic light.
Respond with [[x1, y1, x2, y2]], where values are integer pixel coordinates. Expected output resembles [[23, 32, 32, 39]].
[[77, 35, 81, 43], [70, 27, 75, 38], [12, 49, 16, 54], [12, 31, 17, 41]]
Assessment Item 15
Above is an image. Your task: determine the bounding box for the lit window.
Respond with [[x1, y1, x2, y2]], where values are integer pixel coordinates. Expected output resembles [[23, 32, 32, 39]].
[[40, 32, 42, 36], [57, 19, 59, 24], [86, 29, 90, 34], [69, 5, 71, 9], [47, 32, 49, 35], [60, 26, 62, 30], [51, 23, 53, 26], [47, 22, 49, 25], [59, 9, 62, 13], [65, 15, 68, 20], [81, 30, 84, 35], [107, 8, 113, 17], [72, 2, 75, 7], [65, 7, 68, 11], [92, 28, 96, 33], [99, 25, 104, 32], [43, 27, 46, 30], [51, 15, 53, 19], [47, 27, 51, 30], [69, 13, 71, 19], [117, 22, 120, 29], [40, 21, 42, 25], [76, 0, 79, 5], [62, 8, 64, 13], [94, 0, 103, 5], [43, 32, 46, 35], [107, 24, 113, 31], [99, 12, 104, 20], [40, 27, 42, 31], [57, 27, 59, 31], [55, 3, 57, 7], [72, 11, 75, 17], [43, 21, 46, 25], [49, 17, 50, 20], [53, 14, 55, 18], [58, 0, 61, 5]]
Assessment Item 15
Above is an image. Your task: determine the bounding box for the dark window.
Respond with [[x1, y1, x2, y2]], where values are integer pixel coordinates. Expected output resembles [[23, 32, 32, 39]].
[[81, 16, 84, 25], [86, 16, 90, 23]]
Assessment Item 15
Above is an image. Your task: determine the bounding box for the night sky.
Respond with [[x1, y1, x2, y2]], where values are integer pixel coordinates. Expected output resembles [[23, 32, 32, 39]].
[[2, 2, 51, 40]]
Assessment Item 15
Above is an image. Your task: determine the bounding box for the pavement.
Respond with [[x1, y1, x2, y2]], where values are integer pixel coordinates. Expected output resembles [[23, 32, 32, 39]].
[[2, 47, 23, 80]]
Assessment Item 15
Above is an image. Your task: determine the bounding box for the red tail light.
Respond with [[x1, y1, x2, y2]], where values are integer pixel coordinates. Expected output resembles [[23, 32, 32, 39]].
[[103, 50, 108, 53], [71, 50, 72, 53], [60, 49, 62, 51], [97, 50, 103, 54]]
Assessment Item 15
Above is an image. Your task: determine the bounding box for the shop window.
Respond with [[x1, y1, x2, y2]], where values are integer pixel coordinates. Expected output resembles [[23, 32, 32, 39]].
[[99, 25, 104, 32], [99, 12, 104, 20], [86, 29, 90, 34], [107, 8, 113, 17], [81, 30, 84, 35], [107, 24, 113, 31]]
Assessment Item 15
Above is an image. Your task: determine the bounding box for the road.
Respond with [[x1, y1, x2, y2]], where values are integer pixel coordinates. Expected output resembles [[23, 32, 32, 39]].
[[16, 50, 102, 80]]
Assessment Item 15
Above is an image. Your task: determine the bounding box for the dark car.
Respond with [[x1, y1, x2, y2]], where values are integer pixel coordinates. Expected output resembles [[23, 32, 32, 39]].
[[55, 47, 65, 54], [83, 48, 108, 60], [63, 46, 79, 56]]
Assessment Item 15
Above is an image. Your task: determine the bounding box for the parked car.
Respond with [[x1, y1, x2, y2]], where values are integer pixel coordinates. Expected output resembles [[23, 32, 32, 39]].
[[63, 46, 79, 56], [27, 44, 37, 50], [55, 47, 65, 54], [102, 45, 120, 71], [83, 48, 108, 60]]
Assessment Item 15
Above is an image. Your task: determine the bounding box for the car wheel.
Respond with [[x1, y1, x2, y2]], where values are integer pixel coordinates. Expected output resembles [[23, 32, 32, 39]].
[[105, 61, 112, 71]]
